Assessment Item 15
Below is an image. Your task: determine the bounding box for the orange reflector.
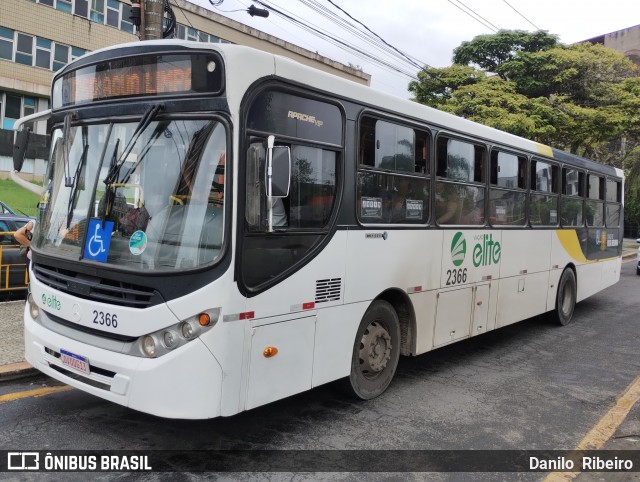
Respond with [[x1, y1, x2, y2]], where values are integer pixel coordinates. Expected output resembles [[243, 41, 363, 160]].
[[263, 346, 278, 358], [198, 313, 211, 326]]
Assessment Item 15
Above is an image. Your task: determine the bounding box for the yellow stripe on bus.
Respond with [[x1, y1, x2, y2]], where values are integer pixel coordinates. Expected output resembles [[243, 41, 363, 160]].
[[556, 230, 588, 263], [535, 143, 554, 157]]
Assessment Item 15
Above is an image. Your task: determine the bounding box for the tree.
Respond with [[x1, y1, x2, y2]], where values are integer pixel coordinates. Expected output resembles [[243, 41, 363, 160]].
[[408, 65, 483, 109], [452, 30, 559, 79]]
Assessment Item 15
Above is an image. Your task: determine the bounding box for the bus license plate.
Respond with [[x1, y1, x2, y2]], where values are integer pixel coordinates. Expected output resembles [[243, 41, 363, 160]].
[[60, 349, 90, 375]]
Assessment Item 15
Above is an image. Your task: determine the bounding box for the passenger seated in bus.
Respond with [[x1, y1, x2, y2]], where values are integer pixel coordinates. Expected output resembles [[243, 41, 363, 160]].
[[391, 176, 413, 222], [435, 183, 460, 224]]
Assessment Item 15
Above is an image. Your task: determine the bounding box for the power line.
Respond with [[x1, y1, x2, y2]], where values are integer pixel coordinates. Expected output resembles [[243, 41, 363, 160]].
[[453, 0, 501, 32], [252, 0, 421, 79], [445, 0, 498, 33], [324, 0, 426, 70], [501, 0, 541, 30]]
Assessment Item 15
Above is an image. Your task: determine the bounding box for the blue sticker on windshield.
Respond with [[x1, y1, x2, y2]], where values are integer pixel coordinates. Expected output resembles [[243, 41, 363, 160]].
[[84, 219, 114, 262]]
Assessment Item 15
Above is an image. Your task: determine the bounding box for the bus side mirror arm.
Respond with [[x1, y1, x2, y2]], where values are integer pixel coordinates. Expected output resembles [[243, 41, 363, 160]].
[[13, 109, 52, 172], [267, 135, 274, 232]]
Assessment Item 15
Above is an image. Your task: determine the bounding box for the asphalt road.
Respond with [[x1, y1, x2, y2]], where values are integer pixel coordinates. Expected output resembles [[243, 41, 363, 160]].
[[1, 260, 638, 481]]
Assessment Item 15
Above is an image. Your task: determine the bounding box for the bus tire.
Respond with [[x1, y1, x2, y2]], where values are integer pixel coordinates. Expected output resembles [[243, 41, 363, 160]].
[[552, 268, 577, 326], [343, 300, 400, 400]]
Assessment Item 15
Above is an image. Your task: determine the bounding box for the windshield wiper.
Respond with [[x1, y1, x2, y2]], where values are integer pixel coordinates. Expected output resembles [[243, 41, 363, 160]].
[[103, 104, 163, 187], [101, 138, 120, 223], [66, 126, 89, 229], [62, 113, 73, 187]]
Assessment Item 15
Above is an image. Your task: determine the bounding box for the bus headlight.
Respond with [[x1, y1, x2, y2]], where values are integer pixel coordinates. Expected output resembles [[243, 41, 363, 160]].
[[136, 308, 221, 358], [142, 335, 156, 357], [163, 330, 178, 349], [180, 321, 196, 339], [28, 293, 40, 319]]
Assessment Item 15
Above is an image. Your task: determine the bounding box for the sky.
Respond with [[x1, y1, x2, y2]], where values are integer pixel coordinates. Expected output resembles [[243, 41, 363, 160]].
[[186, 0, 639, 98]]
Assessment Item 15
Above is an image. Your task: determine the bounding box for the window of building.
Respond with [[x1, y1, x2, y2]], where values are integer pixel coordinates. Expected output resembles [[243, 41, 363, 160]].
[[35, 37, 52, 69], [71, 46, 86, 61], [3, 94, 22, 130], [187, 27, 198, 41], [120, 3, 134, 33], [489, 150, 527, 226], [560, 167, 585, 227], [56, 0, 73, 13], [0, 27, 13, 61], [90, 0, 105, 23], [106, 0, 120, 27], [209, 35, 220, 43], [198, 32, 209, 43], [53, 44, 69, 71], [16, 33, 34, 66], [75, 0, 89, 17], [38, 0, 54, 6]]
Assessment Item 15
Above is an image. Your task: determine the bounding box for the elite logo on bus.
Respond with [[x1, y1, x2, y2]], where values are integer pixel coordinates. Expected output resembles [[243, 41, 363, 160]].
[[450, 232, 466, 267], [472, 234, 501, 267]]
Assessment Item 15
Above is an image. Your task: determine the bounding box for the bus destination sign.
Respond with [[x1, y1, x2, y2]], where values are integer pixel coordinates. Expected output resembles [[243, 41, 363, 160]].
[[52, 53, 223, 108]]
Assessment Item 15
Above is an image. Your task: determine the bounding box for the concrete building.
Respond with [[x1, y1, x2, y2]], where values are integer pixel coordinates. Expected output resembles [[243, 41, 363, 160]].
[[0, 0, 370, 179], [584, 23, 640, 66]]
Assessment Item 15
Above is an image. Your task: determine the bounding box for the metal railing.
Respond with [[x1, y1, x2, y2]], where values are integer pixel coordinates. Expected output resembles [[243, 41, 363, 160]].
[[0, 230, 29, 292]]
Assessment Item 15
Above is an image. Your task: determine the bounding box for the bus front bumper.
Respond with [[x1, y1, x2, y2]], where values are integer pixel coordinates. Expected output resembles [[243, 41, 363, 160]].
[[24, 305, 224, 419]]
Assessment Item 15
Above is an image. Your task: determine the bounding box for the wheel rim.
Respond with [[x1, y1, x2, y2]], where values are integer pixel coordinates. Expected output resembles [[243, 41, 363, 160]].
[[358, 320, 392, 378]]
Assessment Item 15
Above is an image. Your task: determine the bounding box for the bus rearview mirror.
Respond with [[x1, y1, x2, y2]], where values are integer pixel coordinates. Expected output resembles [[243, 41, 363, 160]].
[[270, 146, 291, 198], [13, 127, 31, 172]]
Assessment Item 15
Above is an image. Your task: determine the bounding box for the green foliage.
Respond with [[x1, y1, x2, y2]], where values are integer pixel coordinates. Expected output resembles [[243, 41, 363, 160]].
[[408, 65, 483, 108], [501, 43, 639, 102], [624, 147, 640, 235], [452, 30, 559, 79], [411, 31, 640, 167], [0, 179, 40, 217]]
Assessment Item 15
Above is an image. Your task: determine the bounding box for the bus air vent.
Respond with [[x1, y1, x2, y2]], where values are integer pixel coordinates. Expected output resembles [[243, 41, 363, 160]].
[[33, 263, 160, 309], [315, 278, 341, 303]]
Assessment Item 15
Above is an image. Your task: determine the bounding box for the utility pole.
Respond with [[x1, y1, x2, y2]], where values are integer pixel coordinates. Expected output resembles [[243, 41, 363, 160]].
[[142, 0, 164, 40]]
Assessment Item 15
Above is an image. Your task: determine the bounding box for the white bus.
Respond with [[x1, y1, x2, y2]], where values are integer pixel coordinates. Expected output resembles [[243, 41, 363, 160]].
[[14, 41, 623, 419]]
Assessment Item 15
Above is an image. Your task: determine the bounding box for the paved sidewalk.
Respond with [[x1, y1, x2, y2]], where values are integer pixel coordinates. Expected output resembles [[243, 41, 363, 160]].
[[0, 300, 33, 381]]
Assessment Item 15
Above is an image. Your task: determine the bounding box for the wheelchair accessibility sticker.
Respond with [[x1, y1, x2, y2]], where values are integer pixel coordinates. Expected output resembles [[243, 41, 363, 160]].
[[83, 219, 114, 262]]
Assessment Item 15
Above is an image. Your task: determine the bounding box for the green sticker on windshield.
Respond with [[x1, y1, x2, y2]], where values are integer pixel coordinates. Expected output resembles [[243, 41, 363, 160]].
[[129, 230, 147, 256]]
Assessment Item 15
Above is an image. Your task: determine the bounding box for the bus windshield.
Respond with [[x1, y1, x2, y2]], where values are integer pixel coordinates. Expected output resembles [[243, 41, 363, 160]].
[[34, 117, 227, 271]]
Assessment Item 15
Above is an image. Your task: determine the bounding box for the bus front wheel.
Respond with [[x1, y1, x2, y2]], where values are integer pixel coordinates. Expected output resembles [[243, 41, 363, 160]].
[[552, 268, 577, 326], [344, 300, 400, 400]]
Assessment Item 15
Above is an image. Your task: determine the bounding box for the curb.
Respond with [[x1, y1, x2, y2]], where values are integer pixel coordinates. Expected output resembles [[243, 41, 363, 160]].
[[0, 362, 39, 382]]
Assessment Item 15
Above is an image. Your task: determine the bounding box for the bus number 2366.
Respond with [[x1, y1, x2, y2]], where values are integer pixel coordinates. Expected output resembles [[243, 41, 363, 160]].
[[446, 268, 467, 286]]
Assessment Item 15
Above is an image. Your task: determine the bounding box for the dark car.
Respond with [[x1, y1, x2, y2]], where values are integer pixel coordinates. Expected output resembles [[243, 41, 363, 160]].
[[0, 213, 34, 293]]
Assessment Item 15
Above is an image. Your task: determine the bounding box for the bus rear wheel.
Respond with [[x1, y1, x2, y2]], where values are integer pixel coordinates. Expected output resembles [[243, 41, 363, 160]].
[[344, 300, 400, 400], [552, 268, 577, 326]]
